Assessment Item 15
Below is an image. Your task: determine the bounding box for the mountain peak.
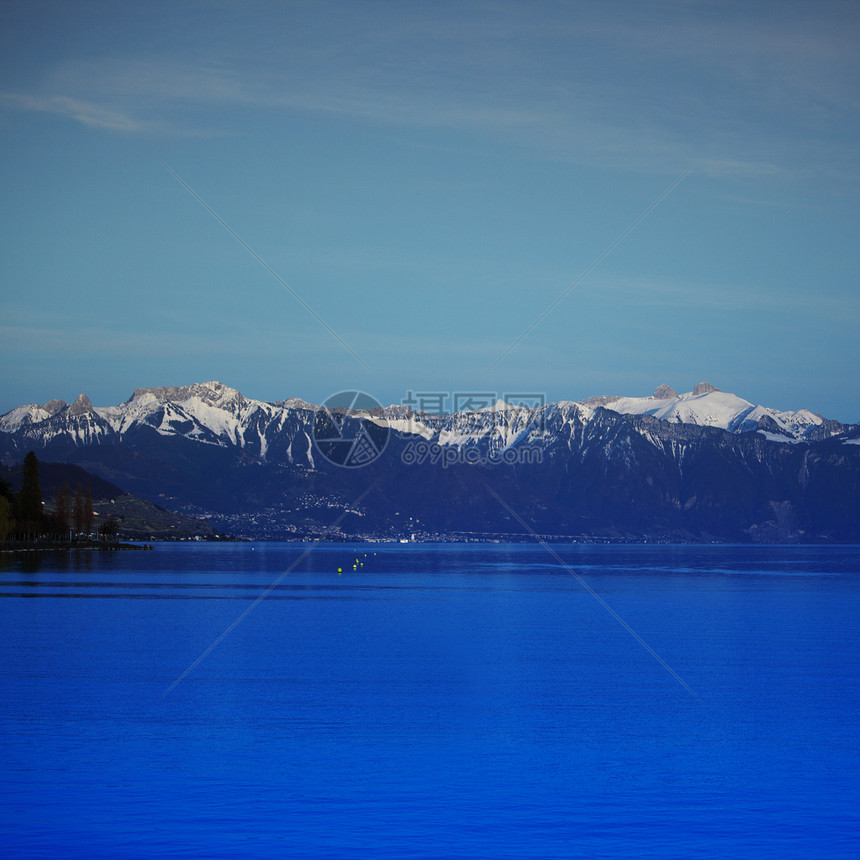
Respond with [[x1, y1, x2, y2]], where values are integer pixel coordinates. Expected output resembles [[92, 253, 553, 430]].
[[653, 384, 678, 399], [68, 394, 94, 416], [692, 382, 719, 396], [474, 398, 518, 412], [40, 399, 68, 416], [128, 381, 244, 408]]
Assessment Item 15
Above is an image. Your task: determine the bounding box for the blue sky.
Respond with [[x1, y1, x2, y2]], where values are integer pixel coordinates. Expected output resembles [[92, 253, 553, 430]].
[[1, 0, 858, 421]]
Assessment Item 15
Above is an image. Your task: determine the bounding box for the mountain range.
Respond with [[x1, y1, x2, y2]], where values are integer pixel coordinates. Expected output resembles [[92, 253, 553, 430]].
[[1, 380, 858, 542]]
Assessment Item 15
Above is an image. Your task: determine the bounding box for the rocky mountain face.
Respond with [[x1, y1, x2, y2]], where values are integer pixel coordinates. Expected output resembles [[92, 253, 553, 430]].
[[1, 381, 858, 542]]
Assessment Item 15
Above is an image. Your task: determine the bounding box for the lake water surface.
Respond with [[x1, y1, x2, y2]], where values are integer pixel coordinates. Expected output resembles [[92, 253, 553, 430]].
[[1, 543, 858, 858]]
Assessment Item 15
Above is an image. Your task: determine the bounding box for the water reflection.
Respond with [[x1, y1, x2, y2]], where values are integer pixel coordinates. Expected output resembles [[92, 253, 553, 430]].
[[0, 548, 101, 575]]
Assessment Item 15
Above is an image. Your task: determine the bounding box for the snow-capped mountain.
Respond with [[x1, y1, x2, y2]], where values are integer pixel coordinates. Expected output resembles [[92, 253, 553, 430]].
[[0, 379, 846, 456], [0, 381, 321, 466], [583, 382, 832, 442], [1, 380, 857, 543], [377, 381, 845, 451]]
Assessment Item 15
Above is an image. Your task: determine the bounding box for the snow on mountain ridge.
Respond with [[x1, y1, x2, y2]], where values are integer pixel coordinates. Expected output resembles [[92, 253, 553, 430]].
[[596, 382, 825, 441], [127, 381, 245, 409], [0, 404, 55, 432], [0, 381, 845, 457]]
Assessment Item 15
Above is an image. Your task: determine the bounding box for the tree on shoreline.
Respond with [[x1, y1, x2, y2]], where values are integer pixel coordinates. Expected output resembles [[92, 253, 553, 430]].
[[49, 482, 72, 540], [84, 485, 94, 536], [99, 516, 119, 543], [2, 458, 105, 545], [74, 483, 85, 534], [0, 493, 12, 545], [16, 452, 43, 541]]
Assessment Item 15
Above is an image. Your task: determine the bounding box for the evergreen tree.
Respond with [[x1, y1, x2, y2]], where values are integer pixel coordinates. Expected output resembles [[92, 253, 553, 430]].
[[17, 452, 43, 539], [0, 495, 12, 545], [0, 473, 13, 503]]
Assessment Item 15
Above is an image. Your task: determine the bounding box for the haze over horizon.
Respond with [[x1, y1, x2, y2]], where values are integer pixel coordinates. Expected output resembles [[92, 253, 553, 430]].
[[2, 1, 858, 423]]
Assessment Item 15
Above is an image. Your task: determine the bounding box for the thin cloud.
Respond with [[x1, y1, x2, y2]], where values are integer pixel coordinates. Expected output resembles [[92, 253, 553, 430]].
[[0, 90, 232, 138], [0, 92, 155, 133], [2, 3, 857, 175]]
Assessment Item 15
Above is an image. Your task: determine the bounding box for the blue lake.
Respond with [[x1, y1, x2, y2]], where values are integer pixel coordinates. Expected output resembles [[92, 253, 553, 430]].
[[1, 542, 858, 858]]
